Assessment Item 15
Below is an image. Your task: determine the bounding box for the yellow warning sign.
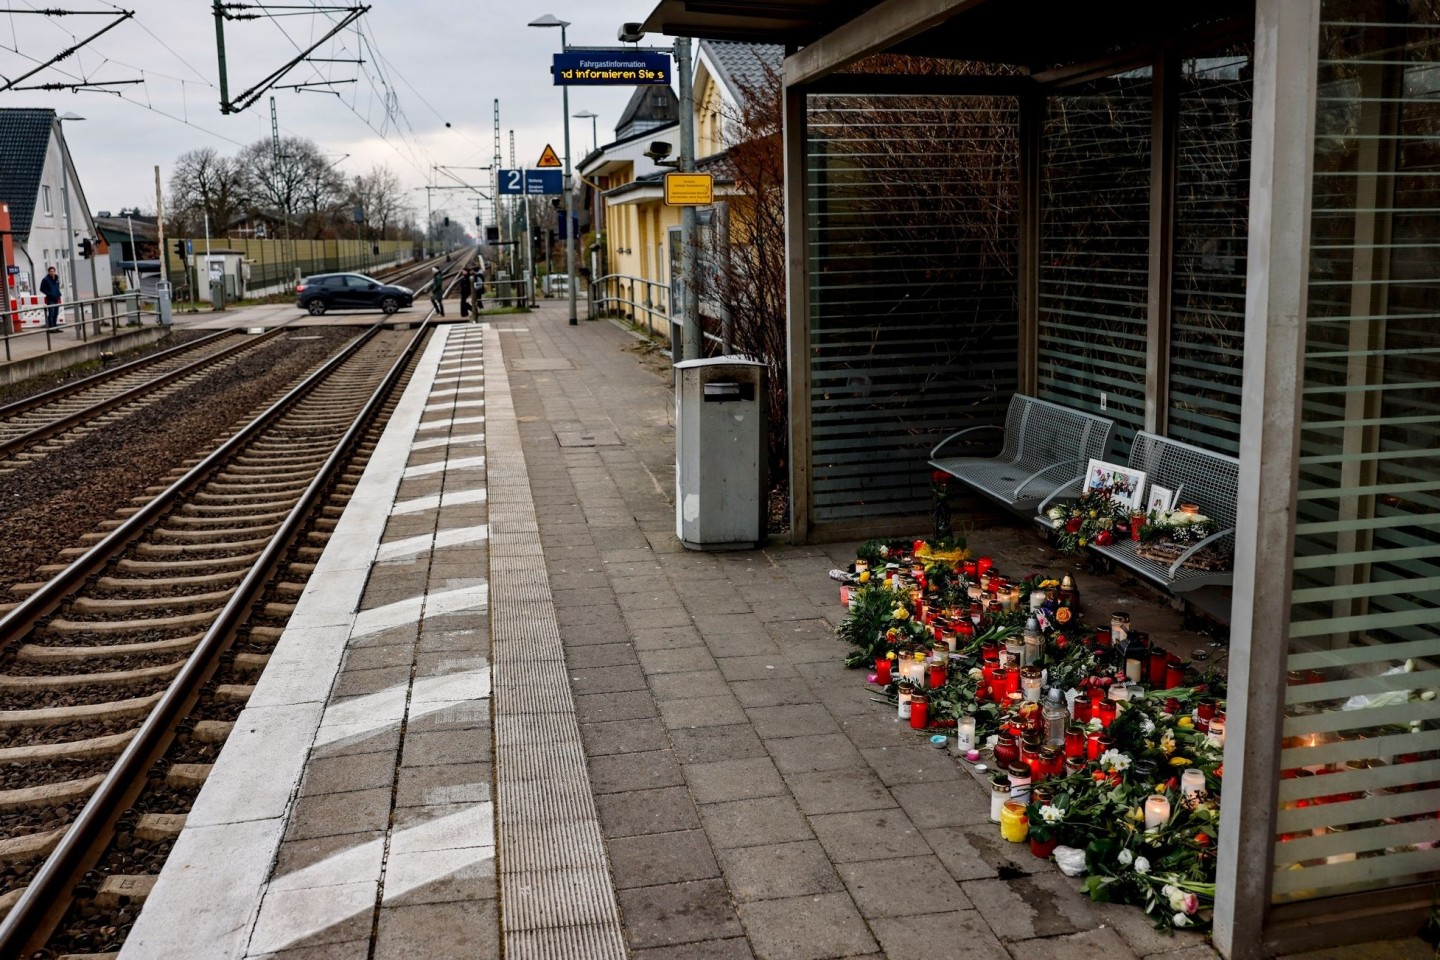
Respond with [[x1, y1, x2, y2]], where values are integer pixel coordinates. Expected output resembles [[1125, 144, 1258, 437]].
[[536, 144, 562, 168], [664, 172, 714, 206]]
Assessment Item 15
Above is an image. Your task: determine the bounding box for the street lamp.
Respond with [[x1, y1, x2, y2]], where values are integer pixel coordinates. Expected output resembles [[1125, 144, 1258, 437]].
[[573, 109, 598, 154], [56, 112, 85, 338], [529, 13, 578, 325]]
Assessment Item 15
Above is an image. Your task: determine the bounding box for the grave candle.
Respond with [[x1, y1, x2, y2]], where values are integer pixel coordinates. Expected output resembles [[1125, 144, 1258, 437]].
[[955, 715, 977, 754], [1144, 794, 1171, 832], [1180, 768, 1207, 801]]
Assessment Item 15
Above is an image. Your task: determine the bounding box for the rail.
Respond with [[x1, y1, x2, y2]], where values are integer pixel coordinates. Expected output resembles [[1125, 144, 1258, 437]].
[[0, 314, 435, 955], [592, 272, 728, 356], [0, 292, 144, 361]]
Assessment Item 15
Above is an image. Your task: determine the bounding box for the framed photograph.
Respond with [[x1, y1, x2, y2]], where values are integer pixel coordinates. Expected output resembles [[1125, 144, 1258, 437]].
[[1084, 458, 1149, 511], [1146, 484, 1176, 516]]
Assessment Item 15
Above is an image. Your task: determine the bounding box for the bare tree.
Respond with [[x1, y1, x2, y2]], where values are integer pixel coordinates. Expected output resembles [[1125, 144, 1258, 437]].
[[168, 147, 250, 236], [350, 165, 413, 240], [240, 136, 346, 239]]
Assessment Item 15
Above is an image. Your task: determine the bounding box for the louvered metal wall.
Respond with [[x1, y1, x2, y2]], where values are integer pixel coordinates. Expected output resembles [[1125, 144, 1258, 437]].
[[1274, 2, 1440, 903], [1037, 76, 1153, 456], [806, 95, 1019, 522], [1168, 53, 1254, 456]]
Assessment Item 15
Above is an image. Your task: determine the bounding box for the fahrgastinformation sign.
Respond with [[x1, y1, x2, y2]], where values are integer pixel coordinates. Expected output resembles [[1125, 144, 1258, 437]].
[[552, 50, 670, 86], [498, 169, 563, 196], [664, 173, 714, 206]]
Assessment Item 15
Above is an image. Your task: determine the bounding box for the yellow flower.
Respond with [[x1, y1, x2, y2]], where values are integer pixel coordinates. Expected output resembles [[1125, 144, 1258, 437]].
[[892, 607, 910, 621], [1176, 716, 1194, 729], [885, 651, 896, 661], [1170, 757, 1192, 767], [858, 571, 870, 583], [1126, 807, 1144, 822]]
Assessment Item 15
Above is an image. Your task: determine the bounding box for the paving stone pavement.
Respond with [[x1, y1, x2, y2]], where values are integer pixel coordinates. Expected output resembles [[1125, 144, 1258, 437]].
[[495, 303, 1224, 960]]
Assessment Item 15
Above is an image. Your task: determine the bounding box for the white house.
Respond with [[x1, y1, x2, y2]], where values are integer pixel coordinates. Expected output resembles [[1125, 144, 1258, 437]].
[[0, 107, 112, 302]]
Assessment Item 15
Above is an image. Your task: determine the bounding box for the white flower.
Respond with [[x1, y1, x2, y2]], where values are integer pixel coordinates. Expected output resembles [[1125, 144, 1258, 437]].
[[1167, 511, 1191, 526], [1174, 913, 1191, 928], [1163, 885, 1183, 909], [1087, 716, 1103, 732], [968, 667, 983, 680], [985, 734, 999, 750], [1140, 717, 1155, 735], [1039, 804, 1065, 824], [1052, 518, 1064, 530], [1117, 849, 1133, 866], [1134, 856, 1150, 874], [1047, 505, 1066, 520], [1099, 749, 1131, 772], [1190, 514, 1209, 524], [1421, 690, 1437, 701]]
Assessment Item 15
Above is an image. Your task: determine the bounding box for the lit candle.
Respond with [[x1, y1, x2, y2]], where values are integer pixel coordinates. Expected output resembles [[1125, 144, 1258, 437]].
[[1109, 683, 1129, 702], [1180, 768, 1206, 801], [1207, 711, 1227, 748], [1029, 588, 1047, 612], [955, 715, 977, 754], [1020, 666, 1043, 703], [1144, 794, 1171, 832], [976, 555, 994, 576]]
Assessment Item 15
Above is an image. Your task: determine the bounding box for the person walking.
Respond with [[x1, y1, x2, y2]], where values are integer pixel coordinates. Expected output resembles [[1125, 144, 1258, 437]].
[[429, 266, 446, 317], [471, 266, 484, 311], [457, 268, 473, 318], [40, 265, 62, 328]]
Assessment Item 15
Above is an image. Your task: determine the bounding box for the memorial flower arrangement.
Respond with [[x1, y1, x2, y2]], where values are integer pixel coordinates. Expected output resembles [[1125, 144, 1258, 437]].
[[1045, 491, 1125, 555], [833, 536, 1228, 930]]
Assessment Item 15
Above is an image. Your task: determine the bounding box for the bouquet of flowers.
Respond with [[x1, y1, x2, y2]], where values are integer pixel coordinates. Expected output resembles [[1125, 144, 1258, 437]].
[[1044, 491, 1127, 555]]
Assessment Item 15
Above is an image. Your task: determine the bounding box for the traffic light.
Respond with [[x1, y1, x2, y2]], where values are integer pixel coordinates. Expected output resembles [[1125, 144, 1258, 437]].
[[485, 226, 499, 243], [443, 216, 450, 227], [78, 238, 93, 259], [174, 240, 186, 262], [475, 216, 481, 227]]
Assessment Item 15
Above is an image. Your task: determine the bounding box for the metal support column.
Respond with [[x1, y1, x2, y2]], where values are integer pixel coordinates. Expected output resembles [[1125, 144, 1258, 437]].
[[1144, 46, 1178, 434], [782, 80, 811, 543], [1016, 90, 1042, 397], [1211, 3, 1319, 956], [677, 36, 700, 355]]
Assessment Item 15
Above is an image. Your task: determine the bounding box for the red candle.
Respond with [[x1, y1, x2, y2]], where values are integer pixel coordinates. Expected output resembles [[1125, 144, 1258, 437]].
[[909, 695, 928, 729], [874, 658, 892, 685], [1064, 725, 1087, 759], [962, 560, 978, 578], [979, 642, 997, 663], [955, 620, 975, 643], [1147, 648, 1168, 687], [983, 663, 1003, 702], [1131, 515, 1145, 541], [1196, 698, 1216, 733], [976, 555, 994, 576], [1164, 656, 1185, 689], [1072, 694, 1092, 724], [1004, 667, 1022, 700], [1086, 731, 1111, 762], [1095, 699, 1117, 728], [913, 539, 926, 556], [1093, 627, 1111, 649], [928, 662, 947, 689]]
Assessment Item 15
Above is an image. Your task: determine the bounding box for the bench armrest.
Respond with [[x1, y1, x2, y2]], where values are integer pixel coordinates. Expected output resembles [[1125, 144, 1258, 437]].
[[930, 424, 1004, 460], [1035, 477, 1085, 521], [1011, 459, 1086, 500], [1166, 526, 1236, 578]]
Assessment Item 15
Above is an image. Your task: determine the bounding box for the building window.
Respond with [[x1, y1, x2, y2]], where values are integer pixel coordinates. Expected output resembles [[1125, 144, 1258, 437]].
[[655, 94, 669, 108], [42, 185, 52, 216]]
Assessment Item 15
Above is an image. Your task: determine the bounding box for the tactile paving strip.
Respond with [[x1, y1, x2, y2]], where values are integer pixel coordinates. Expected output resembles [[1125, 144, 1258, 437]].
[[484, 326, 626, 960]]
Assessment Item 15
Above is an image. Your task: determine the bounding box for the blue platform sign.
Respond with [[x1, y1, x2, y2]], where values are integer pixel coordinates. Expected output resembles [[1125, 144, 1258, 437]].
[[552, 50, 670, 86], [498, 169, 564, 196]]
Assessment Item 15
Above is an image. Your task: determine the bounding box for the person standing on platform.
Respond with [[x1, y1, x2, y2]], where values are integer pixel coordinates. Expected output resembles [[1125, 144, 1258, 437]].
[[457, 268, 473, 318], [40, 266, 62, 328], [429, 266, 446, 317], [471, 266, 484, 311]]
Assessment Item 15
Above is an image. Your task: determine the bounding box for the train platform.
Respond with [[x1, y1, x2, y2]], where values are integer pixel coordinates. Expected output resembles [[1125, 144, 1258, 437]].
[[107, 303, 1423, 960]]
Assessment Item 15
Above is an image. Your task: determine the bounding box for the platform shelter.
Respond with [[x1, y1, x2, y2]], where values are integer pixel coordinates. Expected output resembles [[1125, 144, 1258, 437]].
[[640, 1, 1440, 955]]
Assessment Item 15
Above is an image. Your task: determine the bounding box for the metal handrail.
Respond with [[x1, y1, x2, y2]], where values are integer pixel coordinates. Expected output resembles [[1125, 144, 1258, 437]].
[[593, 272, 671, 340], [0, 292, 144, 360]]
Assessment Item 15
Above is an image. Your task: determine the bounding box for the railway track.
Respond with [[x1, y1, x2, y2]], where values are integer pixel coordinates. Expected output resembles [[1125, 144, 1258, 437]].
[[0, 262, 477, 957], [0, 327, 429, 956]]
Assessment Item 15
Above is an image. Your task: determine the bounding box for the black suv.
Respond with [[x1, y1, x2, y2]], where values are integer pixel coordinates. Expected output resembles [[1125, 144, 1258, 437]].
[[295, 273, 413, 316]]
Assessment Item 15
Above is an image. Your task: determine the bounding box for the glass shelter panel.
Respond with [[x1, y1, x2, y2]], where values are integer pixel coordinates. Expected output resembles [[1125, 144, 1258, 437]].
[[806, 95, 1019, 522], [1038, 75, 1152, 455], [1167, 52, 1254, 456], [1276, 1, 1440, 904]]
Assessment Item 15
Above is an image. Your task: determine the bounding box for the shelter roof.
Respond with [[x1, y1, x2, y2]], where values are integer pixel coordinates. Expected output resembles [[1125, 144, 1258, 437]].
[[699, 40, 784, 97]]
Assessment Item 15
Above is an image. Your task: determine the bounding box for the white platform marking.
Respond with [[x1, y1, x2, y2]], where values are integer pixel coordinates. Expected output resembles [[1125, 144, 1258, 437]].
[[424, 399, 484, 412], [416, 415, 486, 433], [403, 455, 485, 479], [376, 524, 489, 562], [412, 432, 485, 451], [391, 487, 487, 516]]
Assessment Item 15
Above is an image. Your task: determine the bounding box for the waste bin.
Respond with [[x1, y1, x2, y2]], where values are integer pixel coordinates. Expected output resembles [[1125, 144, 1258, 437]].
[[675, 357, 766, 550], [156, 282, 173, 326], [210, 279, 225, 311]]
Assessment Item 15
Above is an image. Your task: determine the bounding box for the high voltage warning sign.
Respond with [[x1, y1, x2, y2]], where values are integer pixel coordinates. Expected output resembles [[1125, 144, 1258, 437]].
[[552, 50, 670, 86], [536, 144, 562, 168]]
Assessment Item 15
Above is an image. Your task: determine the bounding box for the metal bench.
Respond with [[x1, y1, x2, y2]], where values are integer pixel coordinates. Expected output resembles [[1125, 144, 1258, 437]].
[[929, 395, 1116, 514], [1037, 431, 1240, 592]]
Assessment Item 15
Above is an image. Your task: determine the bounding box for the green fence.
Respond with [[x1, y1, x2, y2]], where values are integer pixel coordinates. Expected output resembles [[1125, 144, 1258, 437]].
[[165, 238, 418, 297]]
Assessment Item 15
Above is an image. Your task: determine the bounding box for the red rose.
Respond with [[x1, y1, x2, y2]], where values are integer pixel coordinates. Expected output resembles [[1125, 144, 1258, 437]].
[[931, 470, 950, 485], [1065, 517, 1083, 533], [1055, 636, 1069, 651], [1095, 530, 1113, 546]]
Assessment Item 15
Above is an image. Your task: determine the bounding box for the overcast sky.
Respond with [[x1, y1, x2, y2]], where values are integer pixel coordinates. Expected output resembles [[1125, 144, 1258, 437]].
[[0, 0, 659, 224]]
